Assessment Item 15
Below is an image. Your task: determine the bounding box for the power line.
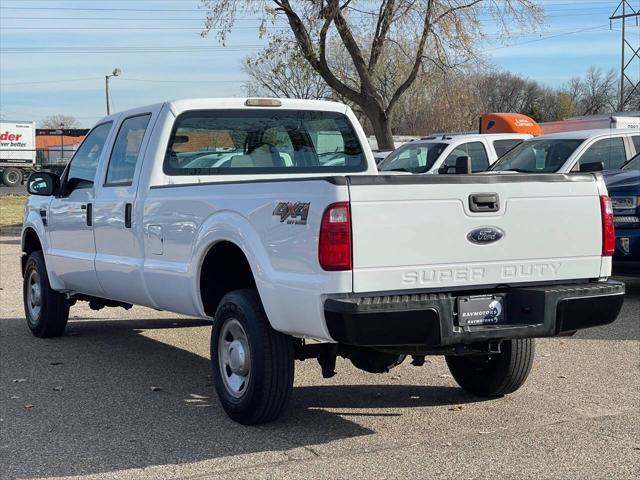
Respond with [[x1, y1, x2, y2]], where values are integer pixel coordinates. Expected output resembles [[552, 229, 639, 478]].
[[1, 76, 246, 86], [483, 23, 614, 51]]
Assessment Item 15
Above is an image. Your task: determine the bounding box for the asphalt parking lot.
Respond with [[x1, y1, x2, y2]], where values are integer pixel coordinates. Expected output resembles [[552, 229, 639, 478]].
[[1, 237, 638, 480]]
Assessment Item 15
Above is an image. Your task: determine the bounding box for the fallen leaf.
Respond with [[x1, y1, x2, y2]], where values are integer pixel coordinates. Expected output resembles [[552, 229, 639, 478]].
[[478, 430, 493, 435], [53, 386, 64, 392], [448, 405, 463, 411], [557, 375, 567, 379], [391, 375, 401, 380], [438, 374, 451, 379], [150, 386, 163, 392], [23, 404, 34, 409], [12, 379, 26, 383], [542, 354, 551, 358], [10, 396, 19, 399], [441, 442, 452, 447]]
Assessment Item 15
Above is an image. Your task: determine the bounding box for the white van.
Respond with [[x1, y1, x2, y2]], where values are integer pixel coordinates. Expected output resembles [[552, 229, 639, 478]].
[[490, 128, 640, 173], [378, 133, 531, 174]]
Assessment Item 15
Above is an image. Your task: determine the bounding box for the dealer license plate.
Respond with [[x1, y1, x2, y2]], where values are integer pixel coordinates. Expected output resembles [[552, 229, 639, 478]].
[[457, 294, 506, 327]]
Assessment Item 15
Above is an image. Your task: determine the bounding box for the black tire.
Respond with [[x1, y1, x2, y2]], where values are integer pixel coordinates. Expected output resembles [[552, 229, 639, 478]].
[[445, 339, 535, 397], [23, 251, 69, 338], [211, 289, 294, 425], [2, 168, 23, 187]]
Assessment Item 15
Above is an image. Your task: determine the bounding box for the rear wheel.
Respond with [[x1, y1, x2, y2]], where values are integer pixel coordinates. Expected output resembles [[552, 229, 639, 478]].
[[2, 168, 23, 187], [211, 289, 294, 425], [23, 251, 69, 337], [445, 339, 535, 397]]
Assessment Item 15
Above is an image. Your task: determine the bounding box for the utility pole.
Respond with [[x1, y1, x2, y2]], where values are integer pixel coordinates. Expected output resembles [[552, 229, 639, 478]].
[[59, 123, 64, 163], [610, 1, 640, 111], [105, 68, 121, 115]]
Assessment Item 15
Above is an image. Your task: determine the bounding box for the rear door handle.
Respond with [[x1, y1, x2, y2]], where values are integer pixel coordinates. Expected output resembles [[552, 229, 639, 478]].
[[84, 203, 93, 226], [125, 203, 132, 228], [469, 193, 499, 212]]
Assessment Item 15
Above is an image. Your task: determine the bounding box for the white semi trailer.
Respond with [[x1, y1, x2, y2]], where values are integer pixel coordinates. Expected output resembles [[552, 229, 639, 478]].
[[0, 120, 36, 186]]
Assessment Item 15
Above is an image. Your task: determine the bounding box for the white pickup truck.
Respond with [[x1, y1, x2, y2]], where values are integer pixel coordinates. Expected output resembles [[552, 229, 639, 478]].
[[22, 98, 624, 424]]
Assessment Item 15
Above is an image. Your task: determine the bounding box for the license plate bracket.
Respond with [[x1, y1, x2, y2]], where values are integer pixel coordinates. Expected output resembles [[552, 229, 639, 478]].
[[457, 294, 506, 327]]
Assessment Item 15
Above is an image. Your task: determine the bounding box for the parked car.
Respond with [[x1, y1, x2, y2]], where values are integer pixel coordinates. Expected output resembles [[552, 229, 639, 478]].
[[378, 133, 531, 174], [604, 154, 640, 276], [489, 128, 640, 174], [22, 98, 624, 424]]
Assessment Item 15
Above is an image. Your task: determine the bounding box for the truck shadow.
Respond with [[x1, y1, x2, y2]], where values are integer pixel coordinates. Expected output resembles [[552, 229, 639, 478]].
[[2, 317, 479, 479]]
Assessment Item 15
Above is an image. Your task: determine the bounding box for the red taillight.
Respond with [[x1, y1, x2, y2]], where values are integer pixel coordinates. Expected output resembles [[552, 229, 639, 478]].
[[319, 202, 352, 271], [600, 195, 615, 256]]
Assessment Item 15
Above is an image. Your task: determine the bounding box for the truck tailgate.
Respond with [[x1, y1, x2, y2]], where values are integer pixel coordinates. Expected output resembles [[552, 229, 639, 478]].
[[348, 175, 604, 293]]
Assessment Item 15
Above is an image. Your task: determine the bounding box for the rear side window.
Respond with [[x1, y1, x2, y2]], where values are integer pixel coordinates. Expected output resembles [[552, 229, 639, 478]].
[[493, 139, 524, 158], [66, 121, 113, 186], [442, 142, 489, 172], [578, 137, 626, 170], [163, 110, 366, 175], [632, 135, 640, 155], [105, 114, 152, 186]]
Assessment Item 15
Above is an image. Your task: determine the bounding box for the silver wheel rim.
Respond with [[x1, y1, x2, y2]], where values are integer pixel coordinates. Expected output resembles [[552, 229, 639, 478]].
[[218, 318, 251, 398], [6, 170, 19, 184], [26, 269, 42, 321]]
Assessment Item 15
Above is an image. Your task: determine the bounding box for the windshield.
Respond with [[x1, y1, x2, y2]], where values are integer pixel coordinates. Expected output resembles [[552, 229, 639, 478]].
[[622, 154, 640, 171], [490, 138, 584, 173], [164, 109, 366, 175], [378, 142, 448, 173]]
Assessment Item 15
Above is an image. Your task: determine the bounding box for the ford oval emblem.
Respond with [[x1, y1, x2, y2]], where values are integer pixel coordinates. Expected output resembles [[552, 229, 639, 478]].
[[467, 226, 504, 245]]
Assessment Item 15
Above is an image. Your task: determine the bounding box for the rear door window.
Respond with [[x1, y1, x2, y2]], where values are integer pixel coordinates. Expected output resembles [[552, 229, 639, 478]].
[[442, 142, 489, 172], [493, 139, 524, 158], [632, 135, 640, 156], [578, 137, 626, 170], [105, 114, 152, 186]]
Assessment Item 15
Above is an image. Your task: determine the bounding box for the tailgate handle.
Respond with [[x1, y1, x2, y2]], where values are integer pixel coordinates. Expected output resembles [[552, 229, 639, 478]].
[[469, 193, 499, 212]]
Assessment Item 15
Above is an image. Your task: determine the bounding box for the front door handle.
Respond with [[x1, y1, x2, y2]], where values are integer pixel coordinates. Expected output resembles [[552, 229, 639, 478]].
[[125, 203, 132, 228]]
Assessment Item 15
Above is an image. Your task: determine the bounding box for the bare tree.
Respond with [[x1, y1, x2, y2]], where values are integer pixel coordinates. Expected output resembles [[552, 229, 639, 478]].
[[201, 0, 542, 150], [243, 35, 333, 99], [39, 114, 80, 129], [568, 67, 617, 116]]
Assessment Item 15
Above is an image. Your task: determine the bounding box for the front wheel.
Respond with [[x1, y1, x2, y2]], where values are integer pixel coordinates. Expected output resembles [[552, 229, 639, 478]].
[[211, 289, 294, 425], [445, 339, 535, 397], [23, 251, 69, 337]]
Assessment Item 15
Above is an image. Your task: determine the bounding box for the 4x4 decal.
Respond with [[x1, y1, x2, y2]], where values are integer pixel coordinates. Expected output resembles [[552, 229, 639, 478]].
[[273, 202, 310, 225]]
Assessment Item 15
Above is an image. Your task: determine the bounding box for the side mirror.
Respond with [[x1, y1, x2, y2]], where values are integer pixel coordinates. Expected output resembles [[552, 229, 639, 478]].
[[455, 156, 472, 174], [27, 172, 60, 196], [579, 161, 604, 173]]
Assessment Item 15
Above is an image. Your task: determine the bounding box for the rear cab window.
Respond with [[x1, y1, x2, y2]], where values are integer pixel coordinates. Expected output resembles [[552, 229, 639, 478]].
[[163, 110, 366, 175]]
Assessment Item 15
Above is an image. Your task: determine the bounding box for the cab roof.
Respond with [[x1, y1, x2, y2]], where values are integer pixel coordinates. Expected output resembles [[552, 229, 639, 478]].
[[98, 98, 350, 125]]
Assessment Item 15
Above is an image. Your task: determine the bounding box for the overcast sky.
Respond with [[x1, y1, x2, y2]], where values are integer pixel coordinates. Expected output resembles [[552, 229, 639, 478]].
[[0, 0, 630, 127]]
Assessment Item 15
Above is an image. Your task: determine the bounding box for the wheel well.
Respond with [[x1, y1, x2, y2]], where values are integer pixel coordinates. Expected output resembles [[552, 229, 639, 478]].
[[21, 228, 42, 274], [200, 241, 256, 317]]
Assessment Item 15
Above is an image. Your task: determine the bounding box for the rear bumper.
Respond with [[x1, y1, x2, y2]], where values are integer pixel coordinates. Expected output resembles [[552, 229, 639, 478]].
[[323, 281, 625, 347]]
